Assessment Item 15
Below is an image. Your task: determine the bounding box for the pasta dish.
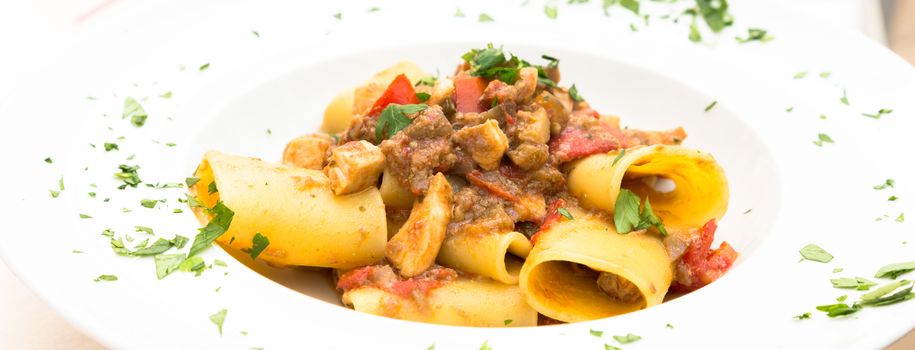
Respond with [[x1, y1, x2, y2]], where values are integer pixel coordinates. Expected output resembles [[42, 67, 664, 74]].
[[187, 45, 737, 326]]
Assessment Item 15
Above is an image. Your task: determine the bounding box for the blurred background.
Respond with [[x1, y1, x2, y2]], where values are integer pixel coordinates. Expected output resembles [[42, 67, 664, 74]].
[[0, 0, 912, 349]]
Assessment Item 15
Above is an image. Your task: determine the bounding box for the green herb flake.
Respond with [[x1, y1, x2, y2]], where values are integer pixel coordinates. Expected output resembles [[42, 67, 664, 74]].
[[375, 104, 427, 141], [415, 92, 431, 103], [889, 195, 898, 201], [862, 108, 892, 119], [114, 164, 142, 189], [214, 259, 228, 267], [688, 19, 702, 42], [611, 149, 626, 166], [859, 280, 914, 306], [793, 71, 808, 79], [49, 190, 60, 198], [614, 189, 667, 236], [794, 312, 811, 320], [831, 276, 877, 290], [503, 319, 512, 325], [704, 100, 718, 112], [140, 198, 164, 209], [613, 333, 642, 344], [154, 254, 185, 279], [131, 238, 174, 256], [134, 226, 154, 235], [199, 63, 210, 72], [735, 28, 774, 43], [251, 30, 260, 37], [44, 157, 53, 164], [834, 268, 844, 273], [122, 97, 148, 127], [208, 181, 219, 195], [695, 0, 733, 32], [72, 249, 84, 254], [837, 295, 848, 302], [813, 133, 834, 147], [743, 208, 752, 214], [478, 13, 495, 22], [249, 233, 270, 260], [605, 345, 622, 350], [544, 2, 558, 19], [590, 329, 604, 337], [799, 243, 833, 263], [874, 179, 895, 190], [898, 213, 905, 223], [875, 262, 915, 280], [186, 177, 201, 187], [815, 302, 861, 317], [840, 89, 850, 106], [160, 91, 172, 99], [333, 12, 342, 20], [455, 8, 465, 17], [79, 214, 93, 219], [820, 71, 832, 78], [94, 274, 118, 282], [786, 106, 794, 112], [557, 208, 574, 220], [569, 84, 584, 102], [416, 76, 437, 87], [368, 7, 380, 12], [620, 0, 639, 15], [209, 309, 228, 335], [173, 209, 184, 214], [188, 201, 236, 257], [88, 192, 96, 198]]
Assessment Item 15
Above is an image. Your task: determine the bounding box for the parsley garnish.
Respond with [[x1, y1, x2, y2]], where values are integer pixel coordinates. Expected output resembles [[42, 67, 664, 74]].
[[688, 18, 702, 42], [122, 97, 148, 127], [368, 7, 380, 12], [154, 254, 185, 279], [820, 71, 832, 78], [613, 189, 667, 236], [813, 133, 833, 147], [44, 157, 53, 164], [104, 142, 119, 151], [79, 214, 93, 219], [799, 243, 833, 263], [793, 312, 811, 320], [786, 106, 794, 112], [862, 108, 892, 119], [569, 84, 584, 102], [544, 2, 558, 19], [889, 195, 898, 201], [179, 255, 206, 274], [816, 302, 861, 317], [115, 164, 142, 189], [94, 275, 118, 282], [208, 181, 218, 195], [415, 76, 437, 87], [160, 91, 172, 99], [213, 259, 228, 267], [793, 71, 808, 79], [209, 309, 228, 335], [897, 213, 905, 223], [694, 0, 732, 32], [455, 8, 465, 17], [249, 233, 270, 260], [186, 177, 201, 187], [613, 333, 641, 344], [859, 280, 914, 306], [605, 345, 621, 350], [840, 89, 850, 106], [140, 198, 164, 209], [415, 92, 431, 102], [873, 179, 895, 190], [188, 201, 235, 257], [611, 149, 626, 166], [558, 208, 574, 220], [874, 262, 915, 280], [135, 226, 154, 235], [478, 13, 494, 22], [704, 100, 717, 112], [590, 329, 604, 337], [333, 12, 342, 20], [831, 276, 877, 290], [735, 28, 774, 43], [199, 63, 210, 71], [503, 319, 512, 326], [375, 104, 427, 141]]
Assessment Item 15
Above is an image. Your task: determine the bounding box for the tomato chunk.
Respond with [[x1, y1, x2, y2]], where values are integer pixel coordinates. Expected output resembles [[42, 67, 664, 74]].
[[453, 76, 487, 113], [671, 219, 738, 292], [548, 122, 623, 163], [368, 74, 419, 116]]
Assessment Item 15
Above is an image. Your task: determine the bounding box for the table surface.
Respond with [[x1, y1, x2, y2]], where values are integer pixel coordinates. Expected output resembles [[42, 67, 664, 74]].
[[0, 1, 912, 349]]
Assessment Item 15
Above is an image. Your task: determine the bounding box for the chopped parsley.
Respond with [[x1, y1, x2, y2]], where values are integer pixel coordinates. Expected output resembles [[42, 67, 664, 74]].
[[840, 89, 850, 106], [199, 63, 210, 71], [160, 91, 172, 99], [889, 195, 898, 201], [455, 8, 465, 17], [94, 275, 118, 282], [793, 71, 808, 79], [333, 12, 342, 20], [503, 319, 512, 326], [415, 92, 431, 102], [694, 0, 732, 32], [186, 177, 201, 187], [72, 250, 84, 254], [114, 164, 142, 189], [743, 208, 752, 214], [154, 254, 185, 279], [209, 309, 228, 335], [557, 207, 574, 220], [569, 84, 584, 102], [859, 280, 914, 306], [704, 100, 718, 112], [251, 30, 260, 37], [874, 262, 915, 280], [820, 71, 832, 78], [605, 345, 622, 350], [140, 198, 165, 208], [688, 17, 702, 42], [49, 190, 60, 198], [874, 179, 895, 190], [188, 201, 235, 257], [131, 238, 177, 256], [375, 104, 427, 141], [898, 213, 906, 223], [793, 312, 811, 320], [460, 44, 559, 87], [799, 244, 833, 263], [816, 302, 861, 317], [478, 13, 494, 22], [544, 2, 558, 19], [79, 214, 93, 219], [368, 6, 380, 12], [614, 189, 667, 236], [611, 149, 626, 166], [735, 28, 773, 43], [786, 106, 794, 112], [813, 133, 834, 147], [862, 108, 893, 119], [122, 97, 148, 127], [179, 255, 206, 274], [44, 157, 53, 164], [213, 259, 228, 267], [613, 333, 641, 344], [135, 226, 154, 235], [831, 276, 877, 290], [208, 181, 219, 195], [416, 76, 437, 87], [590, 329, 604, 337], [249, 233, 270, 260]]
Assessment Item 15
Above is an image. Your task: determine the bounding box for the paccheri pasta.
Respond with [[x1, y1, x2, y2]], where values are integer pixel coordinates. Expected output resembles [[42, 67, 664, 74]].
[[188, 45, 739, 326]]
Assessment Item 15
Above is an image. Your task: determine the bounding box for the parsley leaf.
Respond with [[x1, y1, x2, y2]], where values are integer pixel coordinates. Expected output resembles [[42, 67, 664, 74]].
[[897, 213, 905, 223], [831, 276, 878, 290], [859, 280, 914, 306], [611, 149, 626, 166], [44, 157, 53, 164], [208, 181, 218, 195], [199, 63, 210, 71], [605, 345, 622, 350], [793, 71, 808, 79], [799, 243, 833, 263], [694, 0, 733, 32], [160, 91, 172, 99], [862, 108, 892, 119], [416, 76, 437, 86], [613, 333, 641, 344], [131, 238, 175, 256], [375, 104, 427, 141], [569, 84, 584, 102], [249, 233, 270, 260], [688, 19, 702, 42], [186, 177, 201, 187], [455, 8, 465, 17], [875, 262, 915, 280], [140, 198, 164, 209], [544, 2, 558, 19], [114, 164, 142, 189], [503, 319, 512, 326], [590, 329, 604, 337], [794, 312, 811, 320], [122, 97, 148, 127], [154, 254, 185, 279], [188, 201, 235, 257], [478, 13, 494, 22], [735, 28, 773, 43], [415, 92, 431, 102], [816, 302, 861, 317], [104, 143, 119, 152], [79, 214, 93, 219], [94, 275, 118, 282], [558, 208, 574, 220], [209, 309, 228, 335], [813, 133, 834, 147], [840, 89, 850, 106], [614, 189, 667, 236], [704, 100, 717, 112]]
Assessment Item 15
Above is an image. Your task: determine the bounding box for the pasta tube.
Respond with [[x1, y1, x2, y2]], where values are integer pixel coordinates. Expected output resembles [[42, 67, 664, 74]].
[[437, 231, 532, 285], [519, 211, 672, 322], [567, 145, 728, 229], [190, 151, 386, 269]]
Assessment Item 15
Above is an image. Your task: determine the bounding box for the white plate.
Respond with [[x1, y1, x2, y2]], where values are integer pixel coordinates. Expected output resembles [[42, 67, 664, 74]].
[[1, 1, 914, 349]]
